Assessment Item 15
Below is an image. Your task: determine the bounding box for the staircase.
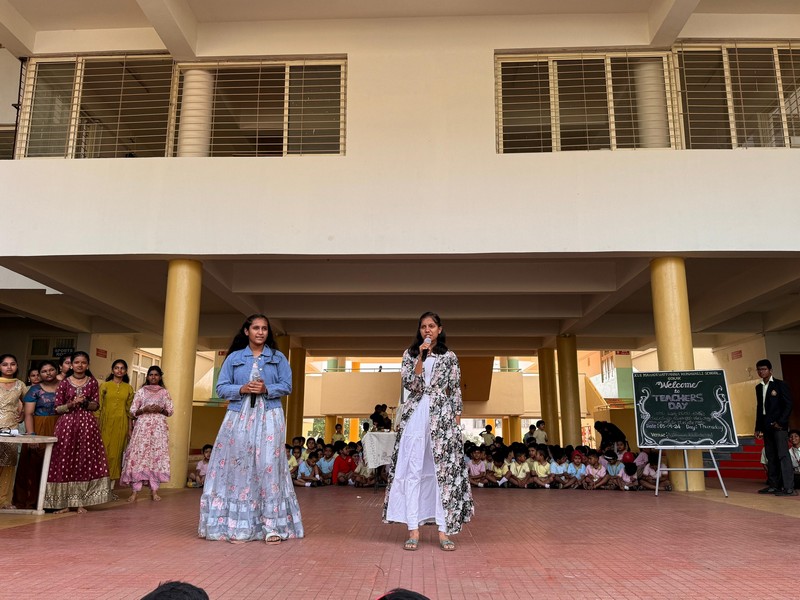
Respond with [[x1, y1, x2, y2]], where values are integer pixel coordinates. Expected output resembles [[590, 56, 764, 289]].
[[703, 437, 765, 480]]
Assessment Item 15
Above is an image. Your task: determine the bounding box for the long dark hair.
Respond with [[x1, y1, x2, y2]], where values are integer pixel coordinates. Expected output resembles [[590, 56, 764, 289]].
[[226, 314, 277, 356], [407, 311, 448, 357], [66, 350, 95, 379], [0, 353, 19, 379], [105, 359, 131, 383], [144, 365, 165, 388]]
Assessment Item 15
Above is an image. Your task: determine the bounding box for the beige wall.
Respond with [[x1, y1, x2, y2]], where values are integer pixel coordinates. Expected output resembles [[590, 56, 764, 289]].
[[319, 371, 402, 415], [462, 372, 524, 418], [0, 48, 17, 124]]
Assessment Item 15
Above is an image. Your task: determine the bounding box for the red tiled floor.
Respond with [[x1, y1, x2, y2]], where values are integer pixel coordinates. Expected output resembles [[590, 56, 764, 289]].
[[0, 478, 797, 599]]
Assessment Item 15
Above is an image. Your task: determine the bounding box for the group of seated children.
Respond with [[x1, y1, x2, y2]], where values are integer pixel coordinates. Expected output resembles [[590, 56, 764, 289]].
[[466, 438, 672, 492], [287, 436, 383, 488]]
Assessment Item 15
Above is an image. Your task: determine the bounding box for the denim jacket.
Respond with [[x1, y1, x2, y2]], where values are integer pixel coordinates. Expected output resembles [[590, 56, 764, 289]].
[[216, 346, 292, 412]]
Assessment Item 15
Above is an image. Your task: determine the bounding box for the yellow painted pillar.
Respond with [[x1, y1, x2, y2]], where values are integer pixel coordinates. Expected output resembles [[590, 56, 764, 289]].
[[336, 416, 344, 428], [501, 417, 510, 442], [162, 259, 202, 488], [508, 416, 522, 443], [324, 415, 337, 443], [275, 335, 290, 416], [348, 418, 360, 442], [651, 257, 704, 491], [557, 334, 581, 446], [538, 348, 560, 446], [286, 346, 306, 441], [498, 357, 509, 372]]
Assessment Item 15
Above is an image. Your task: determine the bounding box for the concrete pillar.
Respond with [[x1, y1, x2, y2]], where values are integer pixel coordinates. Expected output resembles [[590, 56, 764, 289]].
[[501, 417, 510, 442], [286, 347, 306, 441], [498, 357, 508, 372], [508, 416, 522, 443], [507, 358, 519, 371], [348, 418, 360, 442], [651, 257, 704, 491], [557, 334, 581, 446], [162, 259, 202, 488], [634, 58, 670, 148], [538, 348, 560, 446], [176, 69, 214, 157], [324, 415, 337, 443]]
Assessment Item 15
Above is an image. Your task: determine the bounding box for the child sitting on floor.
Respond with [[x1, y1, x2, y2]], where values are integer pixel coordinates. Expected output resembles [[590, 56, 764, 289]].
[[287, 444, 299, 479], [188, 444, 212, 488], [317, 444, 336, 485], [331, 441, 357, 486], [486, 449, 507, 488], [639, 452, 672, 491], [620, 462, 639, 491], [294, 450, 322, 487], [549, 448, 570, 489], [604, 451, 624, 489], [529, 448, 556, 489], [563, 450, 585, 489], [583, 450, 609, 490], [506, 447, 532, 488], [292, 436, 308, 460], [467, 446, 490, 488], [352, 461, 376, 487]]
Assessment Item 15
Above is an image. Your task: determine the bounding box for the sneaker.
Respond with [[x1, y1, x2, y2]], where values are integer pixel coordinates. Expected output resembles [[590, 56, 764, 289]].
[[758, 486, 778, 494], [525, 482, 538, 489], [499, 482, 508, 488], [774, 489, 798, 496]]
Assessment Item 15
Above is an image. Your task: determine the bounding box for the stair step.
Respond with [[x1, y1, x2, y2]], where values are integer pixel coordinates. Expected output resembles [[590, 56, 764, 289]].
[[705, 469, 765, 480], [719, 460, 763, 469]]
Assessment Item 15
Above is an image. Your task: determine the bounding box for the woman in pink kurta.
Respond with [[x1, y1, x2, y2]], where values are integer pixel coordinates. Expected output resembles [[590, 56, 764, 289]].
[[44, 351, 114, 513], [120, 366, 173, 502]]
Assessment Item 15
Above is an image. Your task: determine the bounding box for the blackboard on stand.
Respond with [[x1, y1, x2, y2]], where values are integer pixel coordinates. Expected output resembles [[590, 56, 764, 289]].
[[632, 370, 737, 496]]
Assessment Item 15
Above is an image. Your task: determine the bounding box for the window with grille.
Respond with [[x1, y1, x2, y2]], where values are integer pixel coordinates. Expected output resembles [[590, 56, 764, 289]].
[[173, 60, 346, 157], [497, 52, 673, 152], [676, 43, 800, 149], [0, 127, 13, 159]]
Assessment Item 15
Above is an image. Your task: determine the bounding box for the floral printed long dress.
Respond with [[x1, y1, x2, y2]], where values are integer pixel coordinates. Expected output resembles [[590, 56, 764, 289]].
[[198, 346, 303, 542], [383, 350, 474, 535], [44, 378, 114, 509], [120, 385, 173, 489]]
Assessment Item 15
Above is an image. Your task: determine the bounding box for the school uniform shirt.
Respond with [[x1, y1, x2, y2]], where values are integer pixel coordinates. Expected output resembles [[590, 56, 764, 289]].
[[509, 461, 531, 479], [298, 460, 313, 478], [467, 460, 486, 477], [317, 455, 336, 475], [642, 463, 667, 479], [790, 446, 800, 474], [634, 452, 649, 468], [585, 464, 607, 481], [490, 463, 507, 478], [567, 463, 586, 480], [621, 471, 638, 486], [331, 433, 345, 443], [550, 460, 569, 475], [331, 454, 356, 482], [606, 462, 623, 477], [532, 429, 548, 444], [532, 461, 551, 478]]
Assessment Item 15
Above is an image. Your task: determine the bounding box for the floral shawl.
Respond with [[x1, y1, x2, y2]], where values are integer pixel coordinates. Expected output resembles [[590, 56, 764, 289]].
[[382, 349, 474, 534]]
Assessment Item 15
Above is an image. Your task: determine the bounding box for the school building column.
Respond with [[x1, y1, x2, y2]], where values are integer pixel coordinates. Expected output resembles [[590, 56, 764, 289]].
[[501, 417, 510, 442], [508, 416, 522, 443], [286, 346, 306, 441], [324, 416, 337, 443], [162, 259, 202, 488], [650, 257, 705, 492], [176, 69, 214, 157], [538, 348, 560, 446], [556, 334, 581, 446]]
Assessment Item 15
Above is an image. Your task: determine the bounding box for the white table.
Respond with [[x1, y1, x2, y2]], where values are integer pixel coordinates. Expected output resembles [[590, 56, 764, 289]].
[[0, 434, 58, 515], [362, 431, 397, 469]]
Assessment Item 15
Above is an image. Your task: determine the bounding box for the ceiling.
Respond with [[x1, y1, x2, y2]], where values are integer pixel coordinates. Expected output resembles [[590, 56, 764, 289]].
[[2, 254, 800, 357]]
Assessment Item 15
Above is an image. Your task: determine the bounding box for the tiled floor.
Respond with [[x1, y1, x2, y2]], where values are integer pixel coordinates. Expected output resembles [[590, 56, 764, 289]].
[[0, 479, 797, 600]]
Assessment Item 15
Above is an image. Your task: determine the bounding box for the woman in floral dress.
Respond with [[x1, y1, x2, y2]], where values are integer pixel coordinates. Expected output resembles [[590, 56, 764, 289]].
[[98, 359, 135, 487], [120, 366, 173, 502], [383, 312, 474, 551], [13, 360, 60, 509], [44, 351, 114, 513], [198, 314, 303, 544]]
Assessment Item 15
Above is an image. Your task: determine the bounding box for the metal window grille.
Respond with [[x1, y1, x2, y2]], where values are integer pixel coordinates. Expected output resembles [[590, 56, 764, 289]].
[[778, 49, 800, 147], [496, 51, 674, 153], [0, 128, 13, 160], [173, 60, 346, 157], [21, 61, 77, 157]]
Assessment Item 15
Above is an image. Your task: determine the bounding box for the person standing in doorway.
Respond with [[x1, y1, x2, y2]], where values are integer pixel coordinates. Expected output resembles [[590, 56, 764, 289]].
[[384, 312, 473, 551], [754, 359, 795, 496]]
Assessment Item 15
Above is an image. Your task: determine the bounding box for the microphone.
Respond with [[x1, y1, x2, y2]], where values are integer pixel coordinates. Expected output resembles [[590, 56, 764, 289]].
[[250, 393, 257, 408], [421, 337, 432, 361]]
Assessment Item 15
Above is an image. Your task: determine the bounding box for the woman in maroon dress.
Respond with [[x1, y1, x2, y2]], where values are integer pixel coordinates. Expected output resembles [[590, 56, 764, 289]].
[[44, 351, 114, 513]]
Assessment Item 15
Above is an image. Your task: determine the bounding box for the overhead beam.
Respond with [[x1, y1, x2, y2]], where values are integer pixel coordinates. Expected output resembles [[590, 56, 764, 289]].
[[0, 290, 92, 332], [0, 0, 35, 56], [763, 301, 800, 332], [277, 318, 561, 338], [136, 0, 197, 60], [648, 0, 700, 46]]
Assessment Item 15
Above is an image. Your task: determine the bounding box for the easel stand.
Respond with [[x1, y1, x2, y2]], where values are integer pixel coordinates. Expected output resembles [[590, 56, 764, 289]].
[[655, 447, 728, 498]]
